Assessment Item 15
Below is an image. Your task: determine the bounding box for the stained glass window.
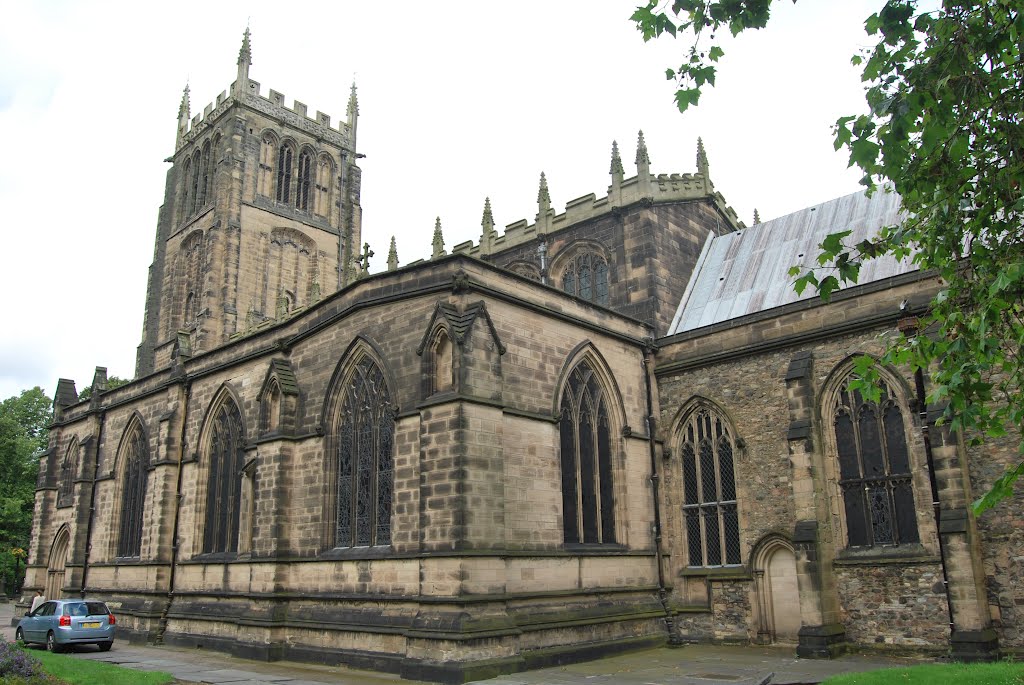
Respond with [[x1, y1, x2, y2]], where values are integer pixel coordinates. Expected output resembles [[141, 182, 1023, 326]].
[[679, 407, 741, 567], [833, 377, 919, 547], [202, 399, 245, 554], [559, 361, 615, 544], [335, 357, 395, 547], [561, 253, 610, 306], [117, 425, 149, 558]]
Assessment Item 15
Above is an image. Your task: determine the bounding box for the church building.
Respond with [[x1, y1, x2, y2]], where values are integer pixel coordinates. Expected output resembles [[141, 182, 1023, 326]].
[[23, 31, 1022, 683]]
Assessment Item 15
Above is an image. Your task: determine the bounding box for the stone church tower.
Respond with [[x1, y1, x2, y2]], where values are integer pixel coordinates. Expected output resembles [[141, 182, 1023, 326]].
[[136, 30, 362, 375]]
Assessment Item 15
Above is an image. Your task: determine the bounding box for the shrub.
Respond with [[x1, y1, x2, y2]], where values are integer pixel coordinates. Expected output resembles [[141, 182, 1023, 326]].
[[0, 635, 44, 678]]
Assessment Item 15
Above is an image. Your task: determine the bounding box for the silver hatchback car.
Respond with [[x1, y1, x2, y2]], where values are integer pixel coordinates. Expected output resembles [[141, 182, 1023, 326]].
[[16, 599, 116, 652]]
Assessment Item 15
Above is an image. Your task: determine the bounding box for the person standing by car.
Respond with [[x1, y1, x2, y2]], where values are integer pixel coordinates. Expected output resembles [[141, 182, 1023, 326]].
[[29, 590, 45, 613]]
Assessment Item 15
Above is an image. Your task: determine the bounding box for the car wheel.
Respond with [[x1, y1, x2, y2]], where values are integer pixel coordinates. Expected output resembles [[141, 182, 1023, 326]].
[[46, 631, 62, 653], [15, 627, 25, 644], [98, 641, 112, 652]]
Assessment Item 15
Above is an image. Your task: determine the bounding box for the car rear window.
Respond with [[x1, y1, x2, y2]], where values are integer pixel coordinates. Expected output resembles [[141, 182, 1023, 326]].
[[63, 602, 109, 616]]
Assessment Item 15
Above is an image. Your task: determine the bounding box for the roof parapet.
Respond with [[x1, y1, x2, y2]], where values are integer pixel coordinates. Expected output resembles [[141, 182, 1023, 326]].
[[449, 137, 741, 259]]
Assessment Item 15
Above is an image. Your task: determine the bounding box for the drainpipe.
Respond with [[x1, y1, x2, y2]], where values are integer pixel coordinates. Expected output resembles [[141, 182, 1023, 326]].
[[641, 339, 682, 645], [79, 409, 107, 598], [156, 378, 191, 644], [898, 314, 956, 638]]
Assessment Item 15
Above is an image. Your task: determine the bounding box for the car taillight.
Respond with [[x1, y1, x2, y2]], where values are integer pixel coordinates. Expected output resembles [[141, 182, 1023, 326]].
[[59, 615, 70, 627], [108, 614, 116, 625]]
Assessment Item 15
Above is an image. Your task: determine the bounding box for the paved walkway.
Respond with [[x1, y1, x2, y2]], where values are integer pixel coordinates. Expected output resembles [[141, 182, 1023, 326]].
[[0, 600, 922, 684]]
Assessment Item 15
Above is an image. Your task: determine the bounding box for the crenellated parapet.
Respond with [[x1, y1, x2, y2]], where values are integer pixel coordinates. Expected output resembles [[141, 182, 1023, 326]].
[[175, 82, 355, 153], [450, 134, 741, 258], [174, 28, 356, 154]]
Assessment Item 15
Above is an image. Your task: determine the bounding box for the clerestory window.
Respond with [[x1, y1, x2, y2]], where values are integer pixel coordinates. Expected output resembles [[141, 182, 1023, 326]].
[[296, 150, 312, 211], [561, 252, 609, 306]]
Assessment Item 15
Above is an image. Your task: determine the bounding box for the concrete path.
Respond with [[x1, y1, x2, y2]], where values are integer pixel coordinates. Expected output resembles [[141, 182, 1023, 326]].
[[0, 600, 921, 684]]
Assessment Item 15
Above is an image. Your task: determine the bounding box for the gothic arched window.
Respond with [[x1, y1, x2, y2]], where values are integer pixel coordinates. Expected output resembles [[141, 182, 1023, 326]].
[[296, 150, 313, 211], [561, 252, 609, 306], [197, 139, 211, 210], [559, 361, 615, 544], [58, 439, 79, 508], [117, 424, 149, 558], [276, 144, 294, 204], [202, 398, 246, 555], [258, 133, 276, 197], [180, 158, 193, 220], [190, 149, 203, 215], [334, 357, 395, 547], [832, 376, 920, 548], [314, 155, 334, 218], [678, 406, 741, 567], [508, 262, 540, 282]]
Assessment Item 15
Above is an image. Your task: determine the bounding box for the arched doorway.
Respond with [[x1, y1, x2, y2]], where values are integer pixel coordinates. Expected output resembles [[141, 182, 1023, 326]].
[[45, 528, 70, 600], [752, 536, 801, 642]]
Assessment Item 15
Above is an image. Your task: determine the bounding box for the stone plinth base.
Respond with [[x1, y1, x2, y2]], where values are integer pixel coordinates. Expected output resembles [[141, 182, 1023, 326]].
[[796, 623, 847, 659]]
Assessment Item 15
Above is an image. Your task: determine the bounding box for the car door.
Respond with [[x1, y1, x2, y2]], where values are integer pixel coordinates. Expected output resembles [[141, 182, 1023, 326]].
[[25, 601, 54, 641]]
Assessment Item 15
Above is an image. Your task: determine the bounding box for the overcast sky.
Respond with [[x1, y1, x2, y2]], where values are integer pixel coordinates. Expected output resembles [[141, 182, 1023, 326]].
[[0, 1, 881, 400]]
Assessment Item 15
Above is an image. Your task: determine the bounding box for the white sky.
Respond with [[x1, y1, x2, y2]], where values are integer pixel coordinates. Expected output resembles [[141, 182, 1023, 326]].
[[0, 0, 881, 401]]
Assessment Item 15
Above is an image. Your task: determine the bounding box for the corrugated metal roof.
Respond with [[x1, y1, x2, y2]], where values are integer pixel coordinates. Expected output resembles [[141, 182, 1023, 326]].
[[668, 189, 913, 334]]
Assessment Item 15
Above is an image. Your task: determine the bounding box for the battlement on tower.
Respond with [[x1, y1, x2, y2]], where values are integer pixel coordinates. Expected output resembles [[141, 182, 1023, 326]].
[[174, 28, 357, 154], [176, 79, 354, 152]]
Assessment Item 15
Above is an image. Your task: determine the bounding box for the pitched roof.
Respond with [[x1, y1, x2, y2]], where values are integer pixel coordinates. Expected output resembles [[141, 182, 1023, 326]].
[[668, 189, 913, 335]]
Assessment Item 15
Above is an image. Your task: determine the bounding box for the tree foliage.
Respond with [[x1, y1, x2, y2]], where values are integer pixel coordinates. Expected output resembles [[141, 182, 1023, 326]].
[[634, 0, 1024, 512], [0, 388, 52, 593], [78, 375, 131, 402]]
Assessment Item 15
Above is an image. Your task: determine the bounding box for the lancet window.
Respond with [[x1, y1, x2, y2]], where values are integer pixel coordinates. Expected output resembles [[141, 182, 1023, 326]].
[[559, 361, 615, 544], [117, 424, 149, 558], [57, 439, 79, 508], [202, 398, 246, 555], [314, 155, 334, 218], [276, 144, 294, 204], [832, 376, 920, 547], [678, 406, 741, 567], [334, 357, 395, 548], [561, 252, 609, 306], [296, 150, 313, 211]]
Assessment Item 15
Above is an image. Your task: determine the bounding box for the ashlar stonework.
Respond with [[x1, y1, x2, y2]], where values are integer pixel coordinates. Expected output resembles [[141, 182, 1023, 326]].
[[22, 29, 1022, 685]]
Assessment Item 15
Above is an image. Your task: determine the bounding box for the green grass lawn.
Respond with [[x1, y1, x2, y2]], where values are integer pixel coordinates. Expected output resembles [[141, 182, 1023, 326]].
[[823, 661, 1024, 684], [22, 646, 174, 685]]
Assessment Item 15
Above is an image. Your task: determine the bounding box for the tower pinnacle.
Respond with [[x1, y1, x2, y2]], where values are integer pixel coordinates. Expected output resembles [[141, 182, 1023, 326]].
[[480, 197, 496, 256], [432, 217, 446, 259], [387, 236, 399, 271], [235, 28, 251, 96], [635, 130, 650, 167], [610, 140, 624, 177], [176, 85, 191, 147], [696, 137, 709, 175]]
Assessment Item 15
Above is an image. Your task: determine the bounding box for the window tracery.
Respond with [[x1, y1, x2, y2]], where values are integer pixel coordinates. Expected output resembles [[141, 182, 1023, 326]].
[[202, 397, 246, 555], [832, 376, 920, 547], [559, 361, 615, 544], [678, 406, 741, 567], [561, 252, 609, 306], [334, 357, 394, 547], [117, 424, 149, 558]]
